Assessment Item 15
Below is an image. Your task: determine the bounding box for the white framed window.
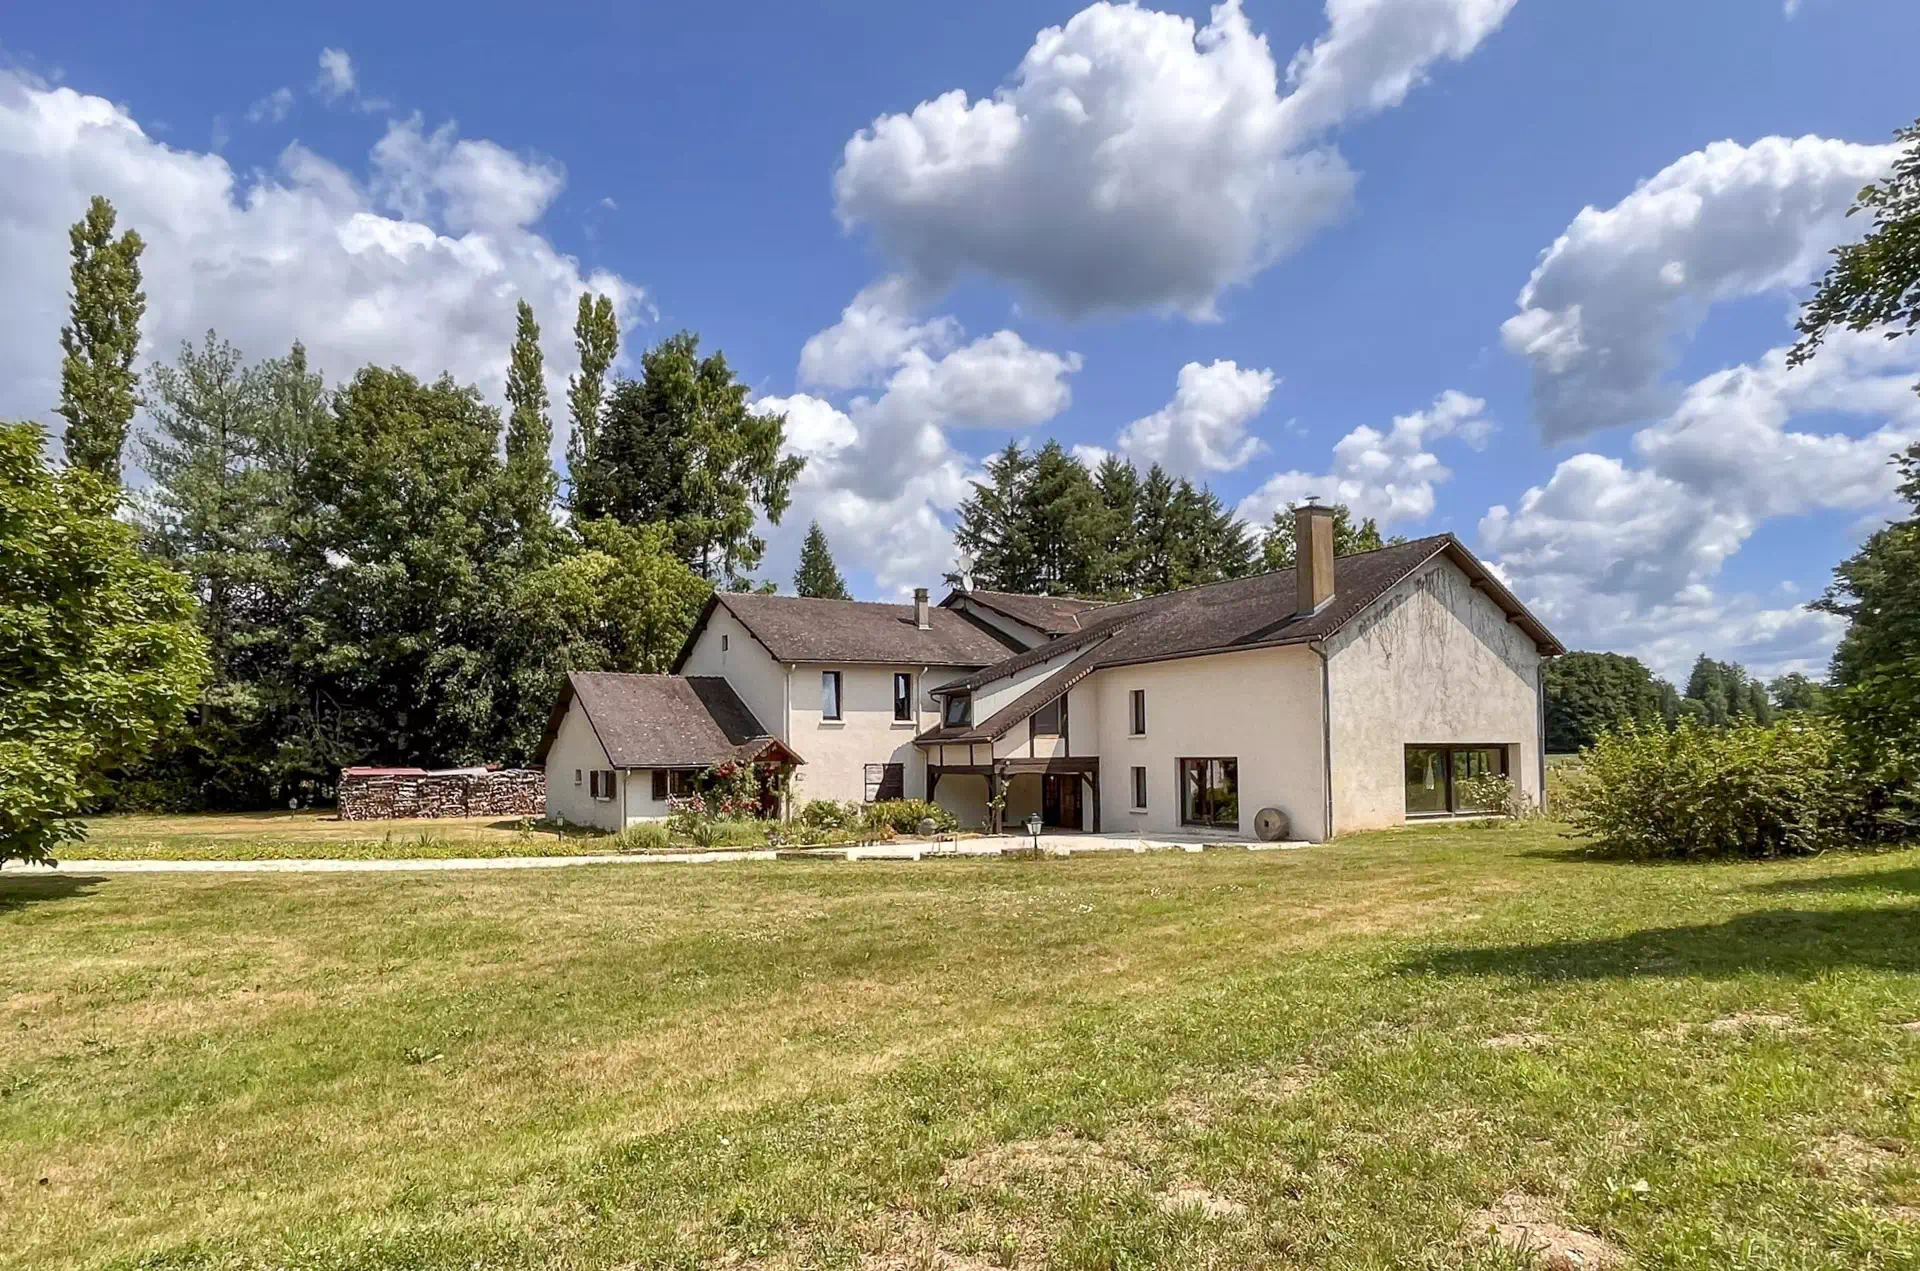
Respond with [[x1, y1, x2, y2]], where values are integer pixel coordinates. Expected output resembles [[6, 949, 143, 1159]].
[[1131, 765, 1148, 811], [589, 770, 617, 801], [822, 670, 843, 721], [1129, 689, 1147, 737]]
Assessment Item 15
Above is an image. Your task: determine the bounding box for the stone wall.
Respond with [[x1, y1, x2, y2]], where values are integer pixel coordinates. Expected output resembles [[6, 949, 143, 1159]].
[[337, 769, 546, 821]]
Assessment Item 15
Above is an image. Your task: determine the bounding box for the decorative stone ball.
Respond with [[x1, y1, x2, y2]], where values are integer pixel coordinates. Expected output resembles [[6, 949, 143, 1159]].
[[917, 817, 938, 836]]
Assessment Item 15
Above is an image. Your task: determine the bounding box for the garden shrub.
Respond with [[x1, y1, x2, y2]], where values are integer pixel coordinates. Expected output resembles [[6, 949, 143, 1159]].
[[1452, 771, 1537, 826], [611, 822, 670, 852], [1559, 716, 1908, 859], [798, 799, 859, 831], [862, 799, 958, 835]]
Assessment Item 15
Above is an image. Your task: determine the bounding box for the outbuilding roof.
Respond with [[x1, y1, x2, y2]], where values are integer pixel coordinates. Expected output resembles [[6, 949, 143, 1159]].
[[533, 672, 803, 771], [672, 591, 1020, 669]]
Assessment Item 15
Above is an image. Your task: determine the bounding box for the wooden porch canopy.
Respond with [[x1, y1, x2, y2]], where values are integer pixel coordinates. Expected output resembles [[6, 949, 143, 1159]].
[[926, 755, 1100, 834]]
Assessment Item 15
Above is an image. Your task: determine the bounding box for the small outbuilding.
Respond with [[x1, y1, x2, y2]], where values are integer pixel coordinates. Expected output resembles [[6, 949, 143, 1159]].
[[534, 671, 804, 831]]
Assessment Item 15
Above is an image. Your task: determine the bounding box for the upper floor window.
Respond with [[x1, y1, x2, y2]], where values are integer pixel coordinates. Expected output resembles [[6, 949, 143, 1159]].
[[1032, 695, 1063, 737], [944, 693, 972, 728], [1130, 689, 1147, 736], [721, 634, 729, 652], [822, 670, 843, 721], [893, 672, 914, 722]]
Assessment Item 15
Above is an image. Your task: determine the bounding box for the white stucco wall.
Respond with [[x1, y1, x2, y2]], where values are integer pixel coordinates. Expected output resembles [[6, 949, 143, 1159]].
[[1086, 646, 1328, 841], [1326, 558, 1545, 833], [678, 605, 790, 743], [963, 644, 1099, 725], [622, 770, 673, 823], [785, 663, 972, 805], [544, 704, 621, 832]]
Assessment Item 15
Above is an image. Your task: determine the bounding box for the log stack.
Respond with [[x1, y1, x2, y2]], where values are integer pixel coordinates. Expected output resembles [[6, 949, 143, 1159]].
[[338, 767, 546, 821]]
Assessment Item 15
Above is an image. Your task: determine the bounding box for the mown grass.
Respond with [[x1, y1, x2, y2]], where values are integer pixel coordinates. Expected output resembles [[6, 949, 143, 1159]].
[[5, 821, 1919, 1269], [66, 811, 601, 860]]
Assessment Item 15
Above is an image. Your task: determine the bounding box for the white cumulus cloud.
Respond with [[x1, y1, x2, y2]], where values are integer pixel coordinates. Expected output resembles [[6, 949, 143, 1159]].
[[315, 48, 356, 101], [1502, 134, 1896, 442], [832, 0, 1515, 319], [0, 70, 641, 474], [1237, 388, 1491, 525], [1116, 359, 1277, 475]]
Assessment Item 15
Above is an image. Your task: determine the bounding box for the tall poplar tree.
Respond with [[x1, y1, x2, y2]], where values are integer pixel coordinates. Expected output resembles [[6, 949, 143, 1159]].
[[503, 300, 556, 545], [57, 196, 147, 483], [794, 521, 851, 599], [564, 292, 618, 514]]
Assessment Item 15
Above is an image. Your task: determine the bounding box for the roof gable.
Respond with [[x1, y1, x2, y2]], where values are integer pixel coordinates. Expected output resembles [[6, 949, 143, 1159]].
[[944, 589, 1109, 637]]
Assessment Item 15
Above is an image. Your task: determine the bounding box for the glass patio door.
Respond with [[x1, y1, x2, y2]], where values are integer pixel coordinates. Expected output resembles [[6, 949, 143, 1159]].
[[1179, 758, 1239, 829]]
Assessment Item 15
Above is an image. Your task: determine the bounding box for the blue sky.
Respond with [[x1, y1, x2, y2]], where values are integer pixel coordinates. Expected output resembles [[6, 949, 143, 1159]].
[[4, 0, 1919, 681]]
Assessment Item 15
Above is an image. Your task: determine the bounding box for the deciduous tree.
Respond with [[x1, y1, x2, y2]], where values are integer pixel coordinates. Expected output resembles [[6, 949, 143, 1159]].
[[503, 300, 558, 548], [57, 196, 146, 483], [1, 422, 207, 861], [1544, 651, 1674, 753], [1258, 503, 1396, 571], [564, 292, 618, 514]]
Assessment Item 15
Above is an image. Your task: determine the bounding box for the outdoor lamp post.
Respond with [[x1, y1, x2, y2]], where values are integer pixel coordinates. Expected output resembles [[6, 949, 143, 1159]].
[[1025, 812, 1042, 852]]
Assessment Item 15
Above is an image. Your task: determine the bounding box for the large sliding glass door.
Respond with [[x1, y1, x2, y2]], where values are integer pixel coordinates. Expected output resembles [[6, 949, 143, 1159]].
[[1404, 745, 1509, 817], [1179, 758, 1239, 829]]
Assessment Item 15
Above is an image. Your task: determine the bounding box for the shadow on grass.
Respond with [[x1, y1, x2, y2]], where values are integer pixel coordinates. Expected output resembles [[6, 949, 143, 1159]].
[[0, 871, 104, 913], [1747, 867, 1920, 897], [1398, 906, 1920, 980]]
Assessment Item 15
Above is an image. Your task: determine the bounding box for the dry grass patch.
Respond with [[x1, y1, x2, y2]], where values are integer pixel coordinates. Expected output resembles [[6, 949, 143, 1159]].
[[1467, 1191, 1626, 1270]]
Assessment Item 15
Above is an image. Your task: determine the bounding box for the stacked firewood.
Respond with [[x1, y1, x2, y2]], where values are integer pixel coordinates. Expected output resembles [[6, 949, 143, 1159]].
[[337, 769, 546, 821]]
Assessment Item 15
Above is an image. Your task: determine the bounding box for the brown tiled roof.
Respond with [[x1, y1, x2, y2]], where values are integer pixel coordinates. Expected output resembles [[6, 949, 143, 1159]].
[[915, 646, 1111, 745], [673, 592, 1020, 669], [940, 535, 1562, 698], [533, 673, 803, 770], [949, 589, 1109, 636]]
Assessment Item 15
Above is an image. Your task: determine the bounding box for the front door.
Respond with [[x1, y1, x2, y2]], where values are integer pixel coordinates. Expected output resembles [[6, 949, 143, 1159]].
[[1041, 775, 1083, 830]]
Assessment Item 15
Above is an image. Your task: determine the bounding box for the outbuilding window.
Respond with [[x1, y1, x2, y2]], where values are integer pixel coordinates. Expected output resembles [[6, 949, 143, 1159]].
[[589, 770, 617, 801]]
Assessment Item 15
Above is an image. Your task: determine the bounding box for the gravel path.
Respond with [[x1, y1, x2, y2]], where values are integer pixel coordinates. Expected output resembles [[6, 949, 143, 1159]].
[[6, 833, 1300, 875]]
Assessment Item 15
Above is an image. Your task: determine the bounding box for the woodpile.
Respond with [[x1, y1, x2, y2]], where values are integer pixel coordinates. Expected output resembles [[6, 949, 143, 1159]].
[[337, 767, 546, 821]]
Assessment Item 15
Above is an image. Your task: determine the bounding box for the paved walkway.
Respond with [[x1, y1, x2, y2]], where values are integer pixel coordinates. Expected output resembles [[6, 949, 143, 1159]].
[[9, 832, 1306, 875]]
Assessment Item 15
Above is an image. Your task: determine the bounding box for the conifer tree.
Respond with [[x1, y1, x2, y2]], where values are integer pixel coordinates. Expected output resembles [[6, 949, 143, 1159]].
[[793, 521, 851, 599], [954, 442, 1038, 591], [1090, 455, 1142, 596], [57, 196, 146, 483], [1258, 502, 1397, 571]]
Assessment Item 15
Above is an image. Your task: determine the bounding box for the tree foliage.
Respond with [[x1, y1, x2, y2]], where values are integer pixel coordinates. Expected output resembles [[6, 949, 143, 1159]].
[[564, 292, 618, 514], [1684, 655, 1773, 727], [573, 331, 803, 583], [955, 445, 1251, 597], [57, 196, 147, 483], [1, 422, 208, 860], [1258, 503, 1400, 571], [502, 300, 557, 550], [1814, 442, 1920, 747], [794, 521, 851, 599], [1544, 651, 1673, 753], [1792, 115, 1920, 393]]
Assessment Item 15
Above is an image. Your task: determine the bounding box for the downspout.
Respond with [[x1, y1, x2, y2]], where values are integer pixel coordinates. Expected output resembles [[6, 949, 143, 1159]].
[[1311, 641, 1333, 842], [784, 664, 795, 820], [1536, 660, 1549, 815], [920, 665, 930, 799]]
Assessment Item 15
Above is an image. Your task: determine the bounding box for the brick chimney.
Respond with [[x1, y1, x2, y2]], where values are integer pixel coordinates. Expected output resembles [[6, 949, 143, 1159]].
[[1295, 500, 1336, 617], [914, 586, 931, 630]]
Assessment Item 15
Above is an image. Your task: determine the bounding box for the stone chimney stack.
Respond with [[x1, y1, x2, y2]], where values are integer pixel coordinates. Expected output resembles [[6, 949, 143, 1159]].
[[1295, 500, 1336, 617], [914, 586, 931, 630]]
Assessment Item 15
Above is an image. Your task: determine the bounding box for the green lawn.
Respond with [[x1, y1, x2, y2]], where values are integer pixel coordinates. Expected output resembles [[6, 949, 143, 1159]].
[[4, 821, 1918, 1270], [65, 810, 603, 860]]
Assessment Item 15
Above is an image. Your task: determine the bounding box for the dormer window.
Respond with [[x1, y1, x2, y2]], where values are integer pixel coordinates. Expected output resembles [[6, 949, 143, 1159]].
[[944, 693, 972, 727]]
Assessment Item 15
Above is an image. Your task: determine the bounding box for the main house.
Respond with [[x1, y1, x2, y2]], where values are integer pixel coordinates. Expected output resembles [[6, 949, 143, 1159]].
[[537, 504, 1563, 840]]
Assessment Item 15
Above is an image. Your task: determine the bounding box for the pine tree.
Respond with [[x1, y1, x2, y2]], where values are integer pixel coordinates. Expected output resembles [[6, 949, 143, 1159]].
[[564, 292, 618, 514], [793, 521, 851, 599], [954, 442, 1038, 591], [1090, 455, 1142, 596], [503, 300, 557, 545], [1134, 464, 1182, 594], [1022, 441, 1102, 594], [57, 195, 147, 483]]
